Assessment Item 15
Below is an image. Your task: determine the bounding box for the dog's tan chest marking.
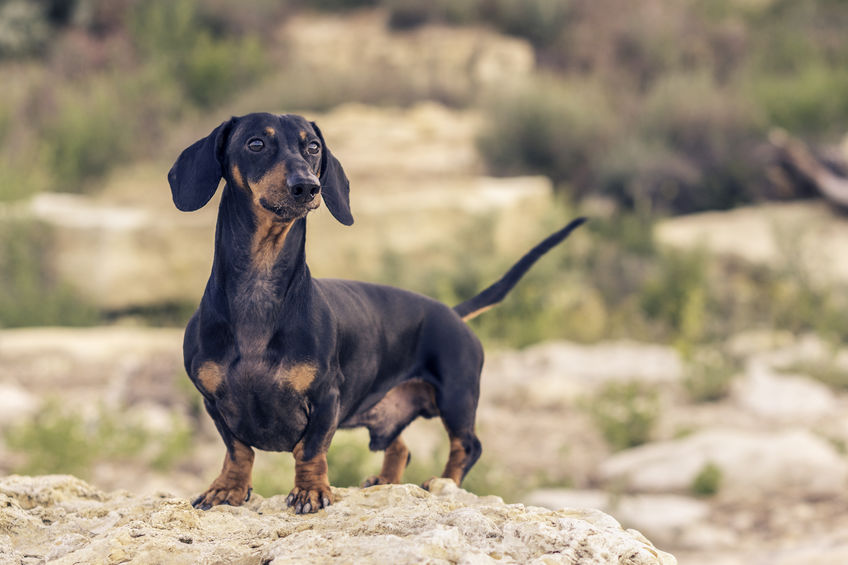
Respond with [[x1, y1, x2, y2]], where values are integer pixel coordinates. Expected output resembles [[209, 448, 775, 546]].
[[251, 216, 293, 272], [275, 362, 318, 393], [197, 361, 225, 394]]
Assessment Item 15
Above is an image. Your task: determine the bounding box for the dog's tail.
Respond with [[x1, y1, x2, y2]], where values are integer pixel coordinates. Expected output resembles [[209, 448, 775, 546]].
[[452, 217, 587, 322]]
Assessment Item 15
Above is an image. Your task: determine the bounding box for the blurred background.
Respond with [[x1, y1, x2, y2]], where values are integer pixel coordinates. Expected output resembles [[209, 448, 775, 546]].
[[1, 1, 848, 563]]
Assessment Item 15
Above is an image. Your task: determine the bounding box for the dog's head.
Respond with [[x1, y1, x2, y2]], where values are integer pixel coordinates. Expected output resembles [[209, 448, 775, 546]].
[[168, 113, 353, 225]]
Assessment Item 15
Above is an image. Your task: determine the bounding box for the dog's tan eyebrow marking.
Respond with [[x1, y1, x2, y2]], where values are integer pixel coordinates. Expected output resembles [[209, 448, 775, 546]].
[[265, 127, 276, 136], [299, 130, 307, 141], [275, 362, 318, 393], [197, 361, 225, 394]]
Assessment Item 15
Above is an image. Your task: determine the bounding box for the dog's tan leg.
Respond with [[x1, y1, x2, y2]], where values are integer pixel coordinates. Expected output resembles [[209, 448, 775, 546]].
[[286, 441, 333, 514], [422, 432, 481, 491], [361, 435, 410, 487], [193, 439, 254, 509]]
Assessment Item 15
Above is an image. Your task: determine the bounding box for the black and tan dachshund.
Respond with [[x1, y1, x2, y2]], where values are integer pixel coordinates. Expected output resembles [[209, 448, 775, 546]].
[[168, 112, 585, 513]]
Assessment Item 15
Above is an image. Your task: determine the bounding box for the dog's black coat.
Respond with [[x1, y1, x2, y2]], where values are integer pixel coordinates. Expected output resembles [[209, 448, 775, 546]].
[[168, 112, 585, 512]]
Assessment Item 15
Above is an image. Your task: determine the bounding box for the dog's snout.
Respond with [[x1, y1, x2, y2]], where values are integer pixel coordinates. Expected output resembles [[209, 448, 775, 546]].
[[289, 180, 320, 202]]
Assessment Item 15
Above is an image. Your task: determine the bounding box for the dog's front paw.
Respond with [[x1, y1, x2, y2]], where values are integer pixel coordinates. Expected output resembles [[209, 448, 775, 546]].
[[286, 486, 333, 514], [192, 484, 252, 510]]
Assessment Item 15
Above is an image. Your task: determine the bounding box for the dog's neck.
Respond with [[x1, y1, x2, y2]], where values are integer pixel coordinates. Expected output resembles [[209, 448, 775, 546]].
[[209, 185, 311, 334]]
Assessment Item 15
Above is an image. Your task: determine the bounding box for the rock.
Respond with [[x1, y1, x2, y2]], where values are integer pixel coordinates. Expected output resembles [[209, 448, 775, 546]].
[[0, 327, 184, 407], [599, 428, 848, 500], [483, 340, 682, 407], [0, 381, 39, 427], [28, 191, 216, 310], [655, 201, 848, 286], [281, 12, 535, 104], [731, 360, 838, 423], [525, 489, 714, 550], [0, 475, 676, 565]]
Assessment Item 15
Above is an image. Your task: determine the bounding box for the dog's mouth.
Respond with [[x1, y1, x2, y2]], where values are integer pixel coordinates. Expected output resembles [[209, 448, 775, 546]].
[[259, 196, 320, 218]]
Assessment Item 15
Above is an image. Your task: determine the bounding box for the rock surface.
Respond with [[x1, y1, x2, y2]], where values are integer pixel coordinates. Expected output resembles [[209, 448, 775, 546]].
[[655, 200, 848, 285], [0, 475, 676, 565], [599, 428, 848, 499]]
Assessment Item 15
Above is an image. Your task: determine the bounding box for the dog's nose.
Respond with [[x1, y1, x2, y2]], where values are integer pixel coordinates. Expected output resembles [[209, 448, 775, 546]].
[[289, 181, 320, 203]]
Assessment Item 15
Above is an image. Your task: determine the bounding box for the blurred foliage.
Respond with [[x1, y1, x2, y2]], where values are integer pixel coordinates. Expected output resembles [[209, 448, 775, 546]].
[[0, 0, 846, 344], [0, 0, 844, 209], [583, 381, 660, 451], [691, 461, 722, 497], [782, 360, 848, 393], [128, 0, 268, 109], [361, 203, 848, 350], [0, 219, 99, 327], [4, 399, 193, 477], [682, 348, 740, 403]]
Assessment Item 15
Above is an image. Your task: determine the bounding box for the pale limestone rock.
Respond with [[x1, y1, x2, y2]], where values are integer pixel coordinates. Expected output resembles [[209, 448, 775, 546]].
[[525, 489, 712, 550], [0, 381, 39, 426], [655, 201, 848, 285], [599, 429, 848, 500], [731, 361, 838, 423], [0, 327, 183, 404], [0, 475, 676, 565], [281, 12, 534, 101], [483, 340, 682, 407]]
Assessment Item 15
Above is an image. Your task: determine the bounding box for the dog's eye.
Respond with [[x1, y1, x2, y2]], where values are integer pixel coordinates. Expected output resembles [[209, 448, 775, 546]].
[[247, 138, 264, 152], [307, 141, 320, 155]]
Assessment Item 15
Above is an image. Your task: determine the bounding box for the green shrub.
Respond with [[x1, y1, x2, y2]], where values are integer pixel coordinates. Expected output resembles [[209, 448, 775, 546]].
[[0, 154, 52, 201], [639, 249, 710, 342], [782, 360, 848, 393], [129, 0, 268, 109], [584, 382, 660, 451], [633, 72, 763, 212], [0, 218, 99, 327], [0, 0, 50, 57], [4, 400, 193, 477], [749, 64, 848, 138], [42, 79, 134, 192], [477, 76, 614, 190], [683, 349, 739, 403], [691, 461, 722, 497]]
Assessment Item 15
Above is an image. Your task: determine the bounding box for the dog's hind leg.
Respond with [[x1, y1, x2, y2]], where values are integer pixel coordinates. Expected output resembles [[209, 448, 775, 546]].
[[361, 435, 411, 487], [355, 380, 439, 487]]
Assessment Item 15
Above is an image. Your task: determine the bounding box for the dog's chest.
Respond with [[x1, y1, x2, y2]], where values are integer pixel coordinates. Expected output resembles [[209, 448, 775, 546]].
[[197, 357, 315, 451]]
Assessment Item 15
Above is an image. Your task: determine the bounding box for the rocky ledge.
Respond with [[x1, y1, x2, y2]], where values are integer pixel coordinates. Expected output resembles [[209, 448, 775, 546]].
[[0, 475, 676, 565]]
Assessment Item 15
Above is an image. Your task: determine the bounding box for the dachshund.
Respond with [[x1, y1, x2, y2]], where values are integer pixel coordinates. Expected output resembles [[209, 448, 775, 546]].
[[168, 112, 586, 513]]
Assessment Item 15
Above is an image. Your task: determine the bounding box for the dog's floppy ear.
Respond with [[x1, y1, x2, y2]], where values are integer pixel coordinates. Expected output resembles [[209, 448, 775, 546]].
[[311, 121, 353, 226], [168, 118, 235, 212]]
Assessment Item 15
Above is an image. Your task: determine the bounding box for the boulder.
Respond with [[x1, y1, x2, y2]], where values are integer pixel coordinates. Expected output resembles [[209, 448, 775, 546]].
[[280, 12, 535, 104], [731, 361, 838, 424], [655, 201, 848, 286], [0, 381, 39, 427], [483, 340, 682, 407], [525, 489, 715, 550], [0, 475, 676, 565], [599, 428, 848, 500], [0, 327, 184, 407]]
